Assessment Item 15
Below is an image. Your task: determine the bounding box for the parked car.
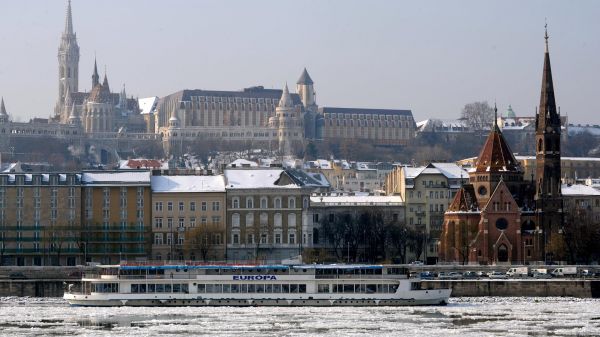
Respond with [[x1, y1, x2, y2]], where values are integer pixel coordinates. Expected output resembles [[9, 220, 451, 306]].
[[462, 271, 479, 279], [410, 260, 424, 266], [419, 272, 435, 280], [476, 271, 489, 277], [488, 271, 508, 279], [439, 272, 462, 280], [580, 269, 592, 278], [8, 272, 27, 279], [531, 269, 551, 279]]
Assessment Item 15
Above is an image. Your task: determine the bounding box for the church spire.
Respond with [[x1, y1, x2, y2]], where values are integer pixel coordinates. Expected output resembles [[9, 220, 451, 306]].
[[493, 102, 498, 130], [92, 58, 99, 87], [102, 67, 110, 91], [538, 22, 559, 129], [64, 0, 74, 35]]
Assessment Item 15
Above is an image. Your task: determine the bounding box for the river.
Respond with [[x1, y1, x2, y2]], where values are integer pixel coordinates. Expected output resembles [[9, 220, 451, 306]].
[[0, 297, 598, 336]]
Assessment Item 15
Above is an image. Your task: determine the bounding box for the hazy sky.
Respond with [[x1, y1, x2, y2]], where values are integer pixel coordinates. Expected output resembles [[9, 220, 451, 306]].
[[0, 0, 599, 124]]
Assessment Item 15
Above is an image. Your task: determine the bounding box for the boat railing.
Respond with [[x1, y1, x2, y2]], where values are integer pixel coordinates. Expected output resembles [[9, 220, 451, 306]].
[[315, 275, 406, 280]]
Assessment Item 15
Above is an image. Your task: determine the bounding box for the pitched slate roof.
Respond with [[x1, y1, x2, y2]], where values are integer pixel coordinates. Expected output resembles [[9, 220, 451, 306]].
[[447, 184, 479, 212], [474, 125, 520, 173]]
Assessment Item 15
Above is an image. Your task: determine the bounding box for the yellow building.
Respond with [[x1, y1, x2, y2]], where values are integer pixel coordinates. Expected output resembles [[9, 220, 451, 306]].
[[150, 174, 226, 261], [81, 171, 152, 264], [385, 163, 468, 263], [0, 173, 81, 266]]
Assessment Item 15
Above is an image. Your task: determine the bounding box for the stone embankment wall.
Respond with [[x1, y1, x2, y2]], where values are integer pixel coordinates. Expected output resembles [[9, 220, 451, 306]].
[[422, 280, 600, 298], [0, 280, 68, 297]]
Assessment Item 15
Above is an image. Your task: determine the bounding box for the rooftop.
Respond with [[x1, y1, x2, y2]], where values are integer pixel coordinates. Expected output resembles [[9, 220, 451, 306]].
[[151, 175, 225, 193], [82, 171, 151, 186], [224, 168, 300, 189]]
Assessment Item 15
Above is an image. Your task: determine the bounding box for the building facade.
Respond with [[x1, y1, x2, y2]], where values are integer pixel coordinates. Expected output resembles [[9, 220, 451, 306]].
[[385, 163, 468, 263], [0, 173, 82, 266], [224, 168, 310, 262], [81, 171, 152, 264], [150, 175, 226, 261]]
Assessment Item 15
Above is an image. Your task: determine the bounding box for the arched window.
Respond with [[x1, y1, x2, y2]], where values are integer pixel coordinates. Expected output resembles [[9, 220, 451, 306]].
[[274, 197, 281, 209], [246, 197, 254, 209], [245, 213, 254, 227], [303, 197, 309, 209], [538, 139, 543, 152], [232, 198, 239, 209], [288, 197, 295, 209], [497, 244, 509, 262], [231, 213, 240, 227], [274, 213, 282, 227], [260, 197, 268, 209], [288, 213, 296, 227]]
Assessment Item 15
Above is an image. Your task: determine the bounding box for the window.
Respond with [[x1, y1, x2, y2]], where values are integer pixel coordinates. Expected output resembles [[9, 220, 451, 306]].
[[212, 216, 221, 225], [179, 202, 184, 212], [167, 218, 173, 228], [190, 202, 196, 211], [201, 202, 207, 211], [288, 198, 295, 209], [260, 197, 268, 209], [155, 202, 163, 212], [260, 213, 268, 226], [275, 233, 282, 244], [313, 214, 319, 223], [232, 213, 240, 227], [247, 234, 254, 244], [154, 233, 163, 245], [232, 233, 239, 244], [190, 217, 196, 227], [288, 232, 296, 244], [274, 197, 281, 208], [212, 201, 220, 211], [201, 217, 207, 225], [178, 218, 185, 228], [274, 213, 282, 227], [246, 197, 254, 208], [246, 213, 254, 227], [288, 213, 296, 227], [232, 198, 239, 209], [167, 202, 173, 212], [155, 218, 163, 228]]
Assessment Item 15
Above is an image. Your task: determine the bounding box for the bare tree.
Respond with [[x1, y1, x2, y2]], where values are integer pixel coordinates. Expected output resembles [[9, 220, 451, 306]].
[[461, 101, 495, 132], [185, 224, 221, 262]]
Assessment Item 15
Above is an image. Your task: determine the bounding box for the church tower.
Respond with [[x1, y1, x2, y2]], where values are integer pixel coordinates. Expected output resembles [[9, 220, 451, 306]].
[[296, 68, 318, 139], [56, 0, 80, 122], [269, 84, 303, 155], [535, 25, 563, 244]]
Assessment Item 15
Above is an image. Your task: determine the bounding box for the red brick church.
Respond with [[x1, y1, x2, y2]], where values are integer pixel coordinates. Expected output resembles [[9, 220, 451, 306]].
[[439, 27, 563, 265]]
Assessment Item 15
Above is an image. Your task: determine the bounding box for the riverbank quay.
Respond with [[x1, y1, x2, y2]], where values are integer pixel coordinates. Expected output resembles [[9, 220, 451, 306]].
[[422, 279, 600, 298]]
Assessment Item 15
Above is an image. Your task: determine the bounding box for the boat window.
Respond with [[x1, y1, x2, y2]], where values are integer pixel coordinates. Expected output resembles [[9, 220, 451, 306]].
[[318, 284, 329, 293]]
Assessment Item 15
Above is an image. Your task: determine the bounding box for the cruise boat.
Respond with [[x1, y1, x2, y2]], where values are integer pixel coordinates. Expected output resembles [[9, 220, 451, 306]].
[[64, 263, 451, 306]]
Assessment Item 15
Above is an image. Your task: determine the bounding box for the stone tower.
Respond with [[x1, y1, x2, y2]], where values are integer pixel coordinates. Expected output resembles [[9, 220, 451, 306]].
[[296, 68, 318, 139], [535, 25, 563, 247], [269, 84, 303, 155], [0, 97, 10, 124], [56, 0, 80, 122]]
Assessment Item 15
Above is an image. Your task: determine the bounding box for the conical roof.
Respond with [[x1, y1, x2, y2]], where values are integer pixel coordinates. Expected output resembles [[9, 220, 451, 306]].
[[0, 97, 7, 116], [64, 0, 74, 35], [297, 68, 313, 85], [474, 123, 520, 173], [278, 83, 294, 108]]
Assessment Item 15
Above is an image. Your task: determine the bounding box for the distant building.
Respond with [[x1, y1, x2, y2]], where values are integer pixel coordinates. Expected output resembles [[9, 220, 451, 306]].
[[224, 168, 310, 261], [384, 162, 468, 263], [0, 172, 82, 266], [81, 171, 152, 264], [150, 175, 226, 261]]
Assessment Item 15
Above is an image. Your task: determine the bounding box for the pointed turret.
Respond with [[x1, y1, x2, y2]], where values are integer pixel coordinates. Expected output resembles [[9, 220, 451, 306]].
[[278, 83, 293, 108], [63, 85, 72, 107], [297, 68, 314, 85], [92, 58, 100, 87], [68, 103, 81, 125], [102, 71, 110, 91], [0, 98, 9, 123]]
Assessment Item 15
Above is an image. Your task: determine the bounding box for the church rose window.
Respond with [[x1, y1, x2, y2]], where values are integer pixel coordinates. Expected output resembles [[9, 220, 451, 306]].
[[478, 186, 487, 196], [495, 218, 508, 231]]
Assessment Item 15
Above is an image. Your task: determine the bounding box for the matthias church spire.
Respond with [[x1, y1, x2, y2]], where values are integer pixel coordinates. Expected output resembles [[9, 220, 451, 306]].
[[56, 0, 80, 122]]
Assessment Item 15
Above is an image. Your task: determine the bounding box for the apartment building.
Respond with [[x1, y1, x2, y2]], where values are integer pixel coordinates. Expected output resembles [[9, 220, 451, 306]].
[[150, 174, 226, 261]]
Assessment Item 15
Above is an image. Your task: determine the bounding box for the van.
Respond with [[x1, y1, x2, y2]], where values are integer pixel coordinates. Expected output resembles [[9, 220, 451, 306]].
[[506, 267, 528, 277]]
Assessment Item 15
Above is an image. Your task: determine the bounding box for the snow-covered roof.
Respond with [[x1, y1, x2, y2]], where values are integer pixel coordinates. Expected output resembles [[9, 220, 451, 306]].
[[403, 163, 467, 180], [119, 158, 168, 170], [310, 195, 403, 206], [138, 97, 159, 115], [151, 175, 225, 193], [416, 118, 470, 133], [227, 158, 258, 168], [561, 184, 600, 196], [224, 169, 299, 189], [568, 125, 600, 137], [82, 171, 151, 186]]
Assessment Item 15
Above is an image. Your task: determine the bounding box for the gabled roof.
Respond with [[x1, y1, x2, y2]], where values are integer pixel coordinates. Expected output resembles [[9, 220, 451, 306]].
[[474, 125, 521, 173], [447, 184, 479, 213], [482, 179, 518, 212], [286, 168, 330, 188], [224, 168, 300, 189]]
